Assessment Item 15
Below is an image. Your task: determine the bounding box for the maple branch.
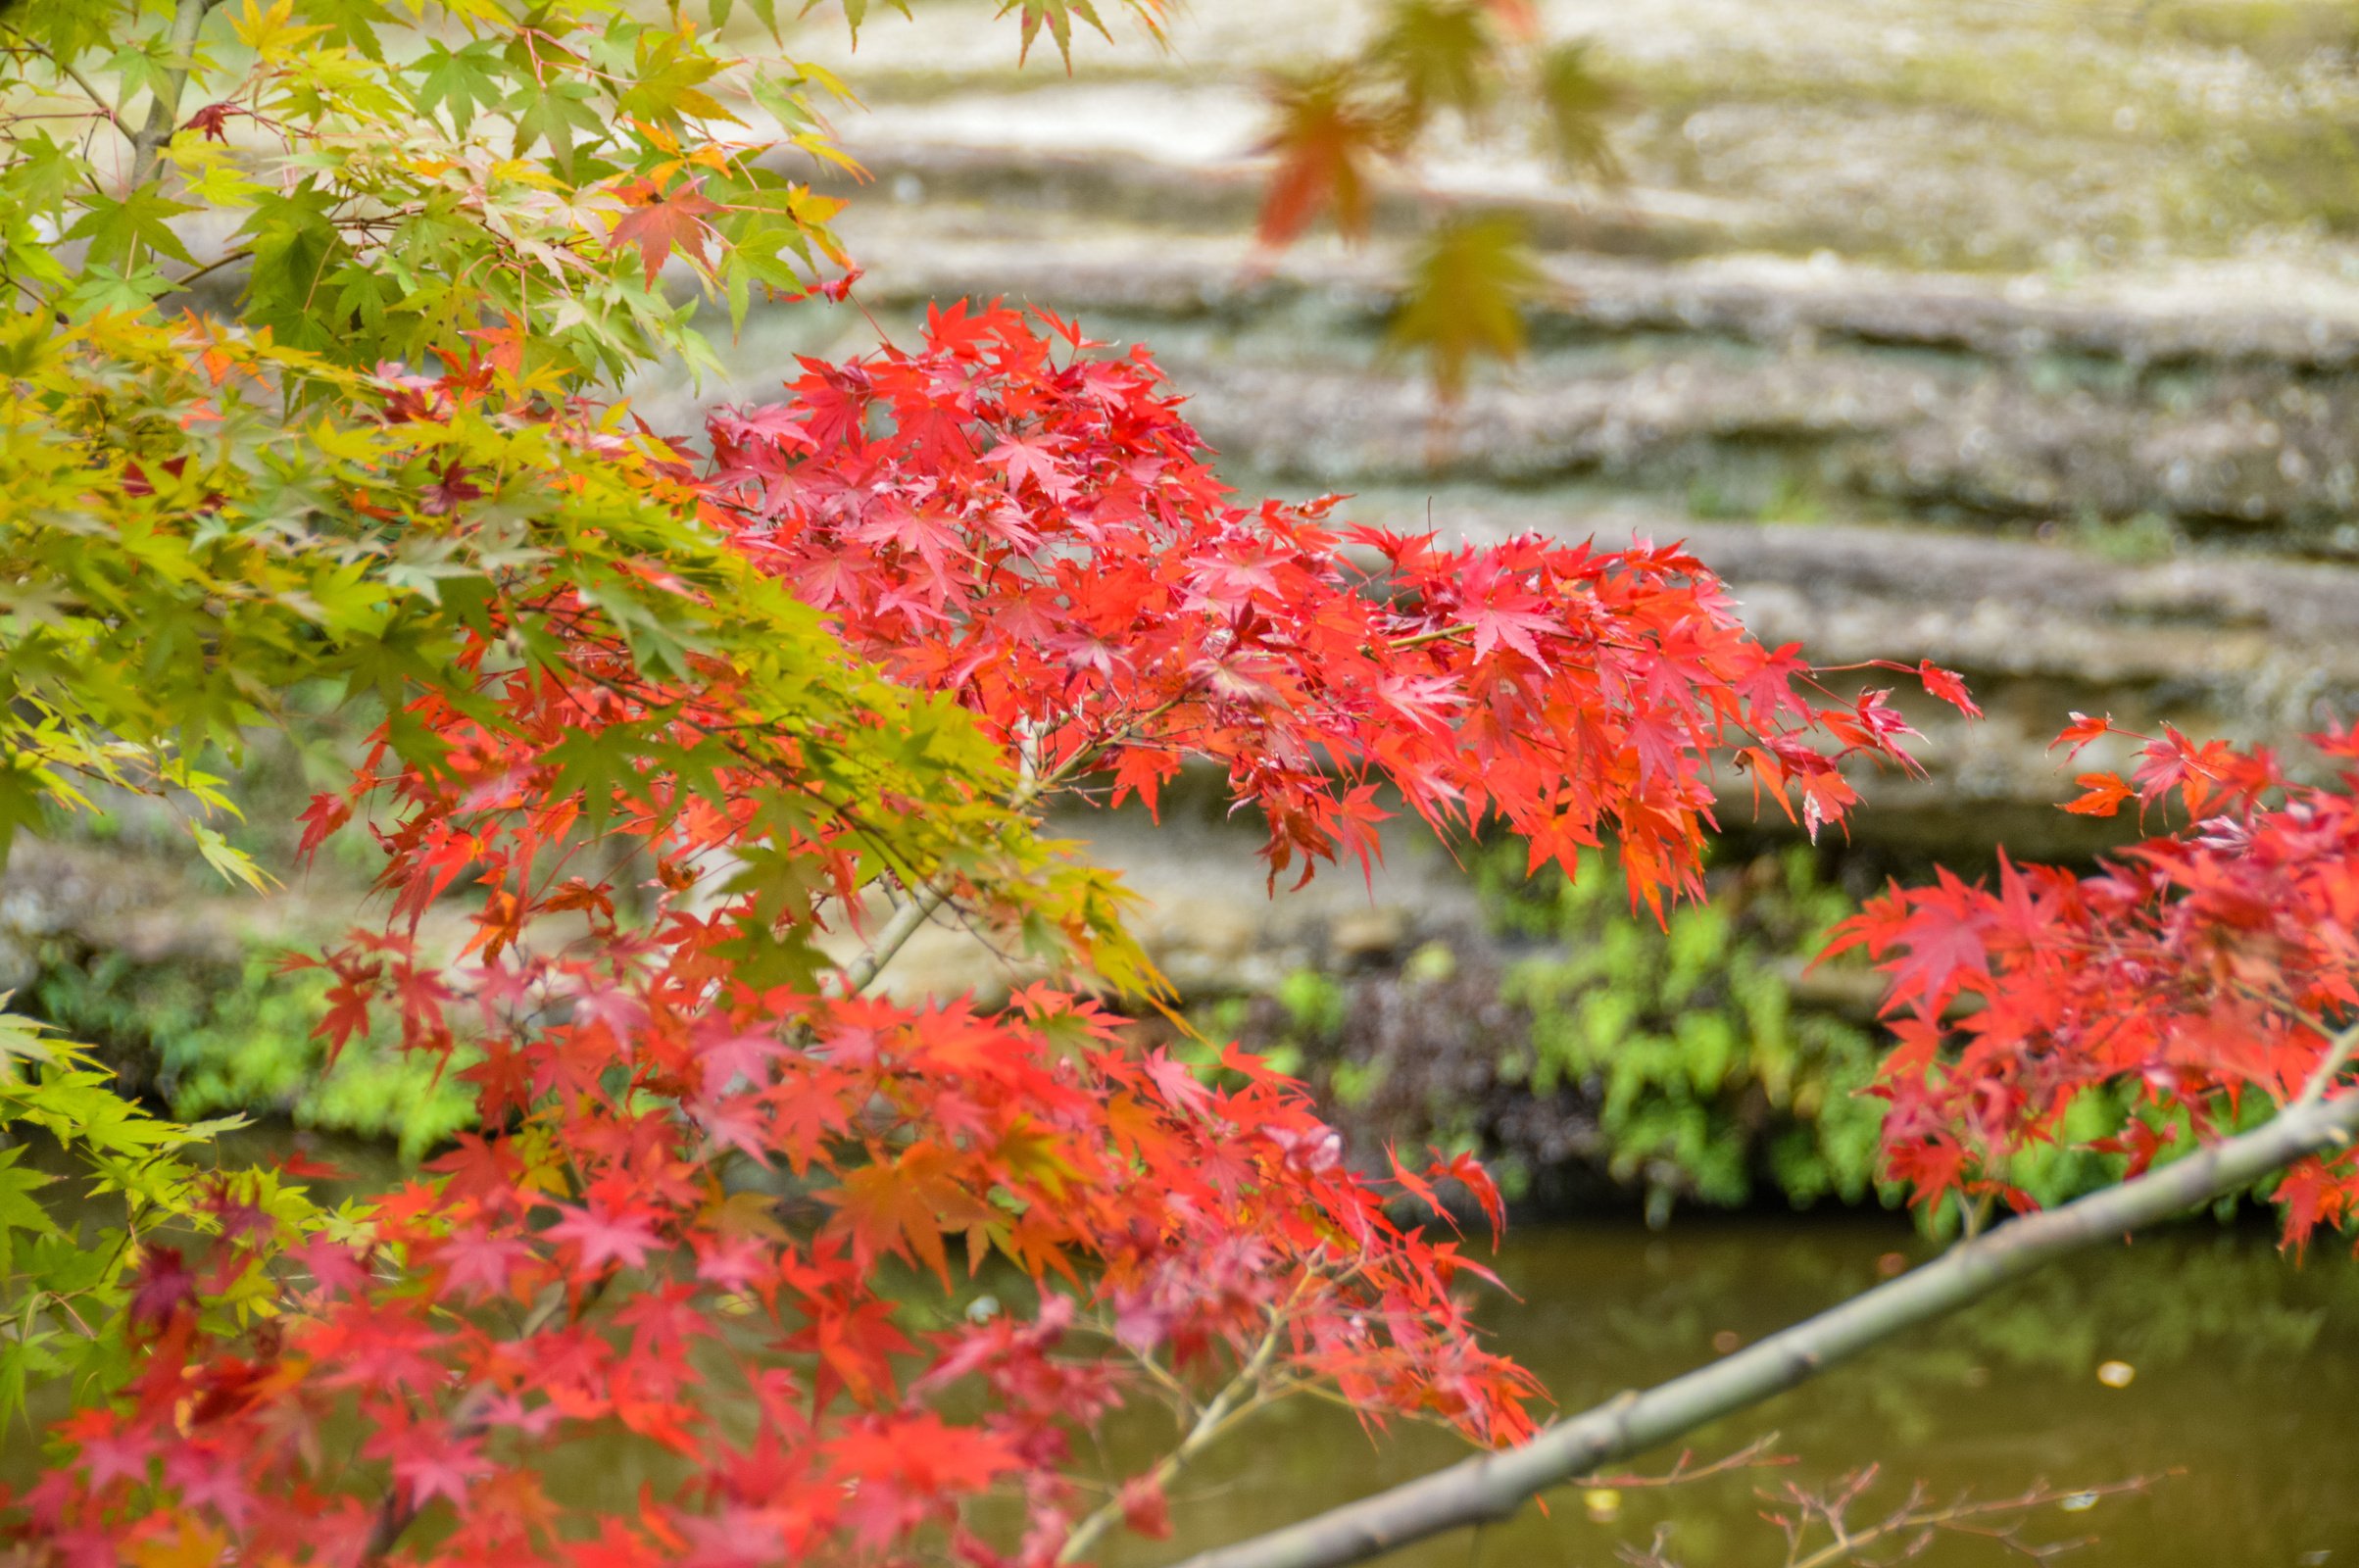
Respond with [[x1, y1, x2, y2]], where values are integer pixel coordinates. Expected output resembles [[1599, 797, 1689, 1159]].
[[840, 697, 1192, 998], [166, 245, 252, 293], [1155, 1086, 2359, 1568], [1573, 1435, 1788, 1495], [1384, 623, 1472, 654], [841, 879, 957, 998], [1059, 1314, 1288, 1565], [2296, 1018, 2359, 1107], [1771, 1472, 2160, 1568], [840, 765, 1068, 998], [356, 1274, 606, 1564], [0, 26, 123, 131], [128, 0, 221, 190]]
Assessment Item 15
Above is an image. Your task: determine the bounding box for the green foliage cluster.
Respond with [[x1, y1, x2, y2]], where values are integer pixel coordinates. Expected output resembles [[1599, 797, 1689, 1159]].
[[0, 1009, 357, 1425], [1480, 844, 2138, 1223], [0, 0, 854, 382], [0, 0, 1134, 1442], [1483, 846, 1891, 1216], [31, 954, 473, 1161], [1195, 853, 1892, 1217]]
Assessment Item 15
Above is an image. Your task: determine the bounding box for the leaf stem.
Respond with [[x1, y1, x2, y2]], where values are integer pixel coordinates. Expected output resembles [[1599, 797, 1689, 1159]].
[[1058, 1314, 1288, 1565], [0, 27, 123, 129]]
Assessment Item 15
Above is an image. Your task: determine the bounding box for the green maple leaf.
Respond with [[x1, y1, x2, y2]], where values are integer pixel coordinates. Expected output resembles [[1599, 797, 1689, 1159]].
[[541, 725, 651, 836], [1388, 213, 1548, 401], [190, 821, 274, 893], [509, 81, 606, 180], [238, 189, 347, 352], [298, 0, 393, 59], [615, 33, 732, 126], [8, 0, 116, 68], [0, 1010, 63, 1075], [0, 1148, 61, 1277], [1365, 0, 1500, 129], [59, 264, 174, 317], [1535, 41, 1626, 181], [996, 0, 1109, 67], [415, 40, 507, 135], [65, 184, 197, 270], [804, 0, 910, 45], [0, 1334, 66, 1433], [717, 219, 814, 333], [3, 133, 75, 231]]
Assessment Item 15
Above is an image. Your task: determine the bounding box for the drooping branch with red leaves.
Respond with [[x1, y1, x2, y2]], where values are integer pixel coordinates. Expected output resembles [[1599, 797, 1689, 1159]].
[[8, 305, 1948, 1568], [1837, 715, 2359, 1246], [698, 302, 1933, 908]]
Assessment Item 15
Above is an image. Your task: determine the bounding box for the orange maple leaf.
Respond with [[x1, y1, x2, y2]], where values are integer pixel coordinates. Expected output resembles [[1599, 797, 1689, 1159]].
[[2061, 771, 2132, 817], [1253, 65, 1401, 248], [825, 1144, 996, 1287], [608, 177, 721, 288]]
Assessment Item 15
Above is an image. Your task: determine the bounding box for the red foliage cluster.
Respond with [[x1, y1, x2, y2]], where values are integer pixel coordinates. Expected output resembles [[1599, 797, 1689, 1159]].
[[1836, 716, 2359, 1243], [702, 301, 1930, 906], [18, 306, 1944, 1567]]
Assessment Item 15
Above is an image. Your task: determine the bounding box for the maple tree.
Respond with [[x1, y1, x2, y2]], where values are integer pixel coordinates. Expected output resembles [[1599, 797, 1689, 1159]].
[[3, 1, 2359, 1567]]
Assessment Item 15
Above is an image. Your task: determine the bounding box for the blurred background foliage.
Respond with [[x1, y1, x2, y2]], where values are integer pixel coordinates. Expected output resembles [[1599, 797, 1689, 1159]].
[[28, 956, 473, 1162], [1191, 846, 1892, 1220], [1190, 840, 2143, 1226]]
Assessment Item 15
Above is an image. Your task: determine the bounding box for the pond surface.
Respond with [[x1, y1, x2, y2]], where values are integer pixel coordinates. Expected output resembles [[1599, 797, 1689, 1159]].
[[1112, 1215, 2359, 1568]]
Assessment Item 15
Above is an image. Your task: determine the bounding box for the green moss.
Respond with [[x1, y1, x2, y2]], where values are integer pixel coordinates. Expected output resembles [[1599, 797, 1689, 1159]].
[[2072, 508, 2184, 564], [31, 952, 475, 1162], [1276, 968, 1348, 1042], [1620, 22, 2359, 259], [2142, 0, 2359, 60], [1485, 845, 1893, 1216]]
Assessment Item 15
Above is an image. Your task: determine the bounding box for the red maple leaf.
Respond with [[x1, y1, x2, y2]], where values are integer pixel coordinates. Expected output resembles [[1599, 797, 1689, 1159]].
[[983, 433, 1073, 498], [609, 177, 721, 288], [1426, 1150, 1505, 1245], [2050, 710, 2115, 757], [1916, 660, 1982, 719], [546, 1202, 663, 1273], [1254, 66, 1396, 247], [2061, 771, 2132, 817], [2135, 724, 2236, 814], [127, 1247, 198, 1331], [182, 101, 240, 141]]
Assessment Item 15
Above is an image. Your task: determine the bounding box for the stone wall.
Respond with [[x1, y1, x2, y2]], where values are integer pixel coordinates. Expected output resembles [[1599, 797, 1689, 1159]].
[[39, 0, 2359, 1013]]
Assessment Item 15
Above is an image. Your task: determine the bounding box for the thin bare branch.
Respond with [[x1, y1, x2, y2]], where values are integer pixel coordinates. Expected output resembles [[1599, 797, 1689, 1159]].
[[839, 692, 1192, 999], [1058, 1312, 1290, 1565], [1775, 1472, 2162, 1568]]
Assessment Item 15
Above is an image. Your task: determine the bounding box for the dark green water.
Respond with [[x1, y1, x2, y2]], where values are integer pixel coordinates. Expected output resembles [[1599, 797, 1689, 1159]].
[[1113, 1217, 2359, 1568]]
